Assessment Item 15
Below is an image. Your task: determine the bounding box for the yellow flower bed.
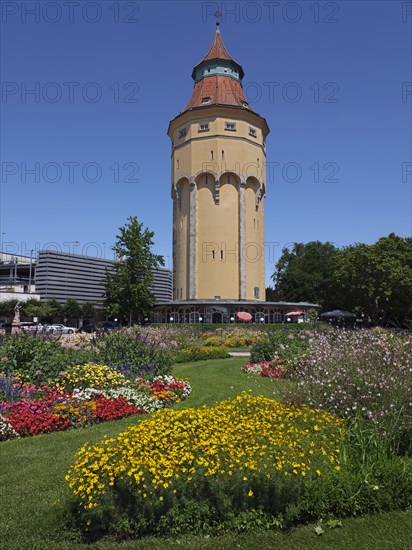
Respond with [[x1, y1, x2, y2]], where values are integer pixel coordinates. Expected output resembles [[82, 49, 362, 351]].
[[66, 392, 344, 511], [60, 363, 127, 391]]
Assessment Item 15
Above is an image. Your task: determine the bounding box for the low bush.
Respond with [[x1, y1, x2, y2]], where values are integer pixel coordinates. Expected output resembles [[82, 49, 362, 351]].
[[95, 331, 172, 380], [0, 334, 93, 385], [287, 455, 412, 525], [250, 330, 311, 363]]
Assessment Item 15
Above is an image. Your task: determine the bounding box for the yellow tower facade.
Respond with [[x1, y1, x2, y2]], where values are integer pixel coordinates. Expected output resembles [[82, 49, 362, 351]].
[[168, 25, 269, 302]]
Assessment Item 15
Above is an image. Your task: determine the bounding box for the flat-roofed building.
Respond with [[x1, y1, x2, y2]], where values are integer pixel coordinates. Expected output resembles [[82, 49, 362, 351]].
[[0, 250, 172, 305]]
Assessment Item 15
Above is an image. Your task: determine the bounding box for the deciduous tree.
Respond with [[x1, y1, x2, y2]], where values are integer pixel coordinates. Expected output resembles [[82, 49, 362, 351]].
[[271, 241, 338, 309], [103, 216, 164, 325], [333, 234, 412, 326]]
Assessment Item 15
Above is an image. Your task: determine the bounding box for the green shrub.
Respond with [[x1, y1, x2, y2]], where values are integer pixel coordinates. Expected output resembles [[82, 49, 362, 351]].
[[250, 330, 310, 363], [95, 331, 172, 380], [0, 334, 93, 385], [291, 456, 412, 524], [68, 466, 304, 541]]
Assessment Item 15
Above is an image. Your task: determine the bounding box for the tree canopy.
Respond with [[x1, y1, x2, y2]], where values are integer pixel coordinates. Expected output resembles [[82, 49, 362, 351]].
[[271, 241, 338, 309], [333, 234, 412, 326], [270, 234, 412, 326], [103, 216, 164, 325]]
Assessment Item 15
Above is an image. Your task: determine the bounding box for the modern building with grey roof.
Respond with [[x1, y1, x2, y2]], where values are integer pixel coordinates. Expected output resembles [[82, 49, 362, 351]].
[[0, 250, 172, 305]]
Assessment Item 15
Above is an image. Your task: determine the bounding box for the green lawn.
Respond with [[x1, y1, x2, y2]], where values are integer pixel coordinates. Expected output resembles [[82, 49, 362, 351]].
[[0, 357, 411, 550]]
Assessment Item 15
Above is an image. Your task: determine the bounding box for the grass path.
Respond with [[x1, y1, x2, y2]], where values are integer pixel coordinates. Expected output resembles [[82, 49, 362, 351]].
[[0, 357, 411, 549]]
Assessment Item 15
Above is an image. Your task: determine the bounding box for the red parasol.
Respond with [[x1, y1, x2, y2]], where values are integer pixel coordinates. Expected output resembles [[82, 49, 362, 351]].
[[285, 311, 305, 316], [236, 311, 253, 322]]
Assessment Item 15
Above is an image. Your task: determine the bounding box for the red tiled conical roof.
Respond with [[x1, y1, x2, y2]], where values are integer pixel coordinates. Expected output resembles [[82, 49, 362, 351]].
[[184, 26, 250, 113], [183, 75, 252, 112]]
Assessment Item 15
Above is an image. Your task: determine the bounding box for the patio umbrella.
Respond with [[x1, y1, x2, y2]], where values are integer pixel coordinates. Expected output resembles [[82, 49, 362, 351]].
[[285, 311, 305, 316], [320, 309, 355, 318], [236, 312, 253, 322]]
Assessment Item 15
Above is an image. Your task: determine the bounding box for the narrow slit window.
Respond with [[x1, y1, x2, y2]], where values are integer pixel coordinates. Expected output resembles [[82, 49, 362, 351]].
[[211, 150, 214, 160], [212, 250, 215, 260], [220, 250, 224, 260], [221, 150, 225, 160]]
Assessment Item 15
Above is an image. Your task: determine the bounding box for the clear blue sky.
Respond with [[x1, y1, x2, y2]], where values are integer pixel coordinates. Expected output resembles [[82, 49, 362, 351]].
[[1, 0, 411, 286]]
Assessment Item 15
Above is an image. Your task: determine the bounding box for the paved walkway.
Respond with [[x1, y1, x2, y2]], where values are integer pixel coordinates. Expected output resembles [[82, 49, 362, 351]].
[[228, 351, 251, 357]]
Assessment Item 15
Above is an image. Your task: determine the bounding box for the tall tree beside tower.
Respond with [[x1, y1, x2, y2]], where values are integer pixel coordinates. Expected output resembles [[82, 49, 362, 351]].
[[103, 217, 164, 325]]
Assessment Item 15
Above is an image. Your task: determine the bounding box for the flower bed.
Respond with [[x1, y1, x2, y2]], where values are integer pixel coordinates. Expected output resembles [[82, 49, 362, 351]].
[[66, 392, 344, 538], [172, 345, 229, 363], [0, 370, 191, 440], [242, 359, 287, 378]]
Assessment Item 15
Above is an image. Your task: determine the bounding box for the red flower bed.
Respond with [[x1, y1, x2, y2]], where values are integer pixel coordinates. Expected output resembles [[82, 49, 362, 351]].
[[93, 396, 143, 421], [2, 395, 144, 437], [6, 401, 71, 436]]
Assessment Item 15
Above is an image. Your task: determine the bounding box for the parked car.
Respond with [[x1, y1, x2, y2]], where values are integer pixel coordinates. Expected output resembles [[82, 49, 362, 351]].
[[46, 324, 78, 334], [21, 322, 43, 333], [79, 321, 118, 333], [79, 322, 99, 333]]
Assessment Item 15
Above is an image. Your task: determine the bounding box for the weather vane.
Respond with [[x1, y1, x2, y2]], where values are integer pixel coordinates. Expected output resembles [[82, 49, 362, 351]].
[[214, 9, 222, 27]]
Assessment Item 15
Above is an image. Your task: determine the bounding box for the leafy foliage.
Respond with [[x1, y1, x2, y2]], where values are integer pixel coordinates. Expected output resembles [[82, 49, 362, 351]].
[[333, 234, 412, 326], [250, 329, 311, 363], [0, 334, 93, 385], [103, 216, 164, 324], [271, 241, 338, 308], [271, 234, 412, 326], [0, 330, 171, 385], [96, 331, 172, 380], [284, 329, 412, 455]]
